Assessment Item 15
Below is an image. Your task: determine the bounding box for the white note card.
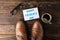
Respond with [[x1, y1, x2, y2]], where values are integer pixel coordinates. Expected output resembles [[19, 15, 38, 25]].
[[23, 7, 40, 21]]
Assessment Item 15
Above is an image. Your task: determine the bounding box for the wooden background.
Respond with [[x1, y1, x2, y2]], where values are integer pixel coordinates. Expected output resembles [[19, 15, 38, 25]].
[[0, 0, 60, 40]]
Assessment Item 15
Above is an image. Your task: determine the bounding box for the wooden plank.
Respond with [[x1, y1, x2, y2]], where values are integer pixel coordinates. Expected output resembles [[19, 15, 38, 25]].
[[0, 11, 23, 24], [0, 36, 16, 40], [0, 0, 20, 1], [0, 5, 16, 10], [0, 13, 12, 18], [0, 3, 19, 10], [0, 18, 16, 24], [0, 1, 60, 4], [0, 16, 23, 24], [0, 10, 10, 13], [0, 34, 15, 38], [0, 1, 20, 4], [0, 1, 20, 12], [46, 34, 60, 38], [0, 0, 60, 2], [44, 26, 60, 34], [0, 2, 60, 13], [0, 25, 15, 34]]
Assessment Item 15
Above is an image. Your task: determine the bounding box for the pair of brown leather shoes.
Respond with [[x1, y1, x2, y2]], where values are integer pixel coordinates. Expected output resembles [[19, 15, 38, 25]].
[[16, 21, 43, 40]]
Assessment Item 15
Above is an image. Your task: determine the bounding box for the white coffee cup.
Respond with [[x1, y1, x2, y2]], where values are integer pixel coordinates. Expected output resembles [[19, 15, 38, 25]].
[[41, 13, 52, 24]]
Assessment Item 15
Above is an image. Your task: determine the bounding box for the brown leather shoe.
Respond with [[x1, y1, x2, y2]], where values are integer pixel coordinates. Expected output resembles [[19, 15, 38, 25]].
[[16, 21, 27, 40], [31, 21, 43, 40]]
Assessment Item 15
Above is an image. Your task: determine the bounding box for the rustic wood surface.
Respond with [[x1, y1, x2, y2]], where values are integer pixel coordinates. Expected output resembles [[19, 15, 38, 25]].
[[0, 0, 60, 40]]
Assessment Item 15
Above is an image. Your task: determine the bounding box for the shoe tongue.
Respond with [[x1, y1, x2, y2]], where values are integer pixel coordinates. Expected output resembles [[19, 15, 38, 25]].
[[33, 21, 39, 28]]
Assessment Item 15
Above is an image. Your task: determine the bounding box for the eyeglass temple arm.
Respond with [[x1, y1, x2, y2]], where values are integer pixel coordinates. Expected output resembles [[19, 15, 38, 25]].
[[10, 3, 23, 15]]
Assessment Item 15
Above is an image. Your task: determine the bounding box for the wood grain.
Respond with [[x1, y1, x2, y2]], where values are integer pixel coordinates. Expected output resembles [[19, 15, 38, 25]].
[[0, 35, 15, 38], [0, 36, 16, 40], [0, 25, 15, 34]]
